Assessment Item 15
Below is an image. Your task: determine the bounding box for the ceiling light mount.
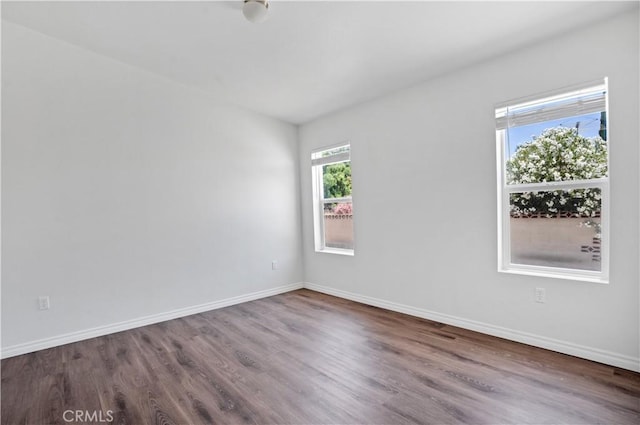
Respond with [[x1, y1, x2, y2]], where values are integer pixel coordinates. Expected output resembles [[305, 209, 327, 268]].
[[243, 0, 269, 24]]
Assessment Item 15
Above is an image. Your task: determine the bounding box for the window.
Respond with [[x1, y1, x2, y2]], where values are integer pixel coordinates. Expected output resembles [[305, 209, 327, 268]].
[[496, 79, 609, 282], [311, 143, 354, 254]]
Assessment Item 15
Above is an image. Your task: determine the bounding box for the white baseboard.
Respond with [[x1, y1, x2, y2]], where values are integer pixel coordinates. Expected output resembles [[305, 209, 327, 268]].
[[303, 282, 640, 372], [4, 281, 638, 372], [1, 282, 304, 359]]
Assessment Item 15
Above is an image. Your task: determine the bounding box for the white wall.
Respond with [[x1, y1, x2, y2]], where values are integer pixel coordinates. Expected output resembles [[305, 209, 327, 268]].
[[299, 11, 639, 370], [1, 21, 302, 352]]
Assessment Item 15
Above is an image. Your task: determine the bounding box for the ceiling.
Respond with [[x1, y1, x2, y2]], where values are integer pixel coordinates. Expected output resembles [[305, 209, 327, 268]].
[[2, 1, 637, 124]]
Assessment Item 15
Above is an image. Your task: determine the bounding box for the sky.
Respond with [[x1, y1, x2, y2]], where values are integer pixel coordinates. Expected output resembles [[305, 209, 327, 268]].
[[506, 112, 603, 158]]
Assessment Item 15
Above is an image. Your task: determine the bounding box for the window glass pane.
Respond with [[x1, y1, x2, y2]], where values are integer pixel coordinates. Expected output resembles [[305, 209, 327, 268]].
[[505, 112, 608, 184], [323, 201, 354, 250], [509, 189, 602, 271], [323, 162, 352, 199]]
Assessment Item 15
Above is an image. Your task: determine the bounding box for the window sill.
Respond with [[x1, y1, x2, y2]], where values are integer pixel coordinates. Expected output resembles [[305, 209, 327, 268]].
[[499, 267, 608, 284], [315, 248, 354, 256]]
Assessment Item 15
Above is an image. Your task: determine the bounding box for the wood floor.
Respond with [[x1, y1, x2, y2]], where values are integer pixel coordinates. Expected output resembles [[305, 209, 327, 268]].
[[2, 289, 639, 425]]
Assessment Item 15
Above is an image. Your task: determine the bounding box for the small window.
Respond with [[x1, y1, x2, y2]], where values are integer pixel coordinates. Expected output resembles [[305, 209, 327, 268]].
[[311, 144, 354, 255], [496, 80, 609, 282]]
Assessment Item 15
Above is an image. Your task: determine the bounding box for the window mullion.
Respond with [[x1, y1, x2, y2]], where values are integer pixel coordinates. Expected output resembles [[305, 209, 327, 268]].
[[504, 179, 607, 193], [322, 196, 352, 204]]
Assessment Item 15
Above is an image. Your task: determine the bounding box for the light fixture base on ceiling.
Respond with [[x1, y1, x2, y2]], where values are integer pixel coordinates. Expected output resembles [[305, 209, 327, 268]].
[[243, 0, 269, 24]]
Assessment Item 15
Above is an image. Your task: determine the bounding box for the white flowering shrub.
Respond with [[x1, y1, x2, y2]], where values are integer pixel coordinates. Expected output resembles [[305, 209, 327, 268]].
[[507, 127, 607, 217]]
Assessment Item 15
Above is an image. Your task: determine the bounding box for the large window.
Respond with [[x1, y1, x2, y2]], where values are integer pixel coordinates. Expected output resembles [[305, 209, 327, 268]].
[[311, 144, 354, 254], [496, 80, 609, 282]]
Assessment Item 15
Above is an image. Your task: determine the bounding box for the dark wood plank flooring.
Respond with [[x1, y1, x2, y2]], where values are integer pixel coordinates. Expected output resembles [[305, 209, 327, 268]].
[[2, 289, 639, 424]]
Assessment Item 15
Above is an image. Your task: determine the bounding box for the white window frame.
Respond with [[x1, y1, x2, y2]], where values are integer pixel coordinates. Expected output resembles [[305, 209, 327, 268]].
[[495, 79, 610, 283], [311, 143, 354, 255]]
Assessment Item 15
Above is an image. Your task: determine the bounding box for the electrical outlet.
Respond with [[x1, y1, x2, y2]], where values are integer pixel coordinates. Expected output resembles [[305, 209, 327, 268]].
[[38, 296, 50, 310], [272, 260, 278, 270], [535, 287, 546, 303]]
